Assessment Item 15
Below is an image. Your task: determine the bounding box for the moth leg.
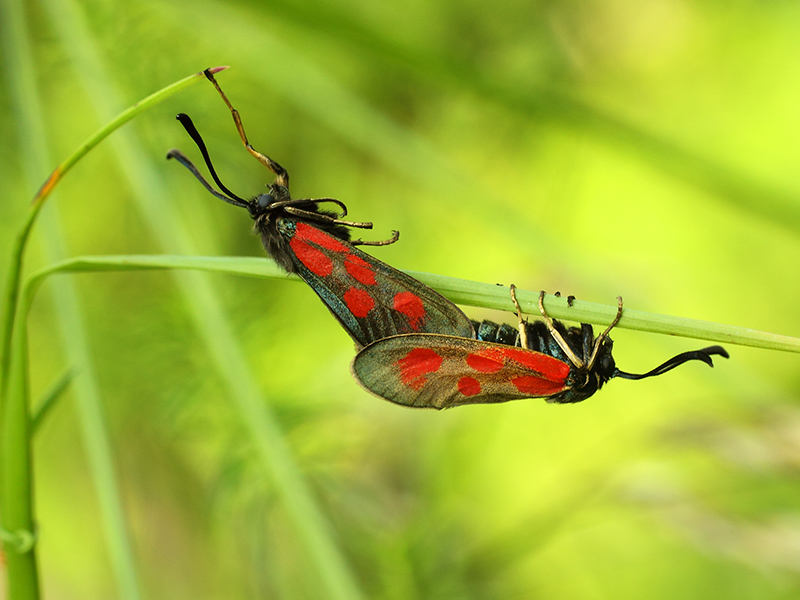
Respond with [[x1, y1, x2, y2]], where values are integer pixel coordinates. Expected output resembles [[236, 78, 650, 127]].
[[351, 230, 400, 247], [538, 291, 584, 368], [283, 206, 374, 230], [204, 69, 290, 189], [509, 284, 529, 349], [586, 296, 623, 369]]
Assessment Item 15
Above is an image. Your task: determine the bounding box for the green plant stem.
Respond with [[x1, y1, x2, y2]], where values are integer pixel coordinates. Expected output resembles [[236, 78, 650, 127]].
[[412, 272, 800, 354], [0, 206, 40, 600], [1, 304, 38, 599], [25, 254, 800, 354], [0, 204, 43, 409]]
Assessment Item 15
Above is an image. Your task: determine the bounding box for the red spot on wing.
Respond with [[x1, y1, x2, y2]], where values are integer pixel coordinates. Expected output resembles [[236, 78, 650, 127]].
[[511, 376, 566, 396], [500, 347, 571, 381], [397, 348, 442, 391], [343, 287, 375, 318], [466, 348, 505, 373], [393, 291, 426, 330], [458, 376, 482, 397], [290, 237, 332, 276], [344, 253, 376, 285], [295, 222, 349, 253]]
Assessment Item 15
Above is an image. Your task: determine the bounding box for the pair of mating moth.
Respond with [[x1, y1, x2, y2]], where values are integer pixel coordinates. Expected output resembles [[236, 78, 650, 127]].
[[167, 70, 727, 410]]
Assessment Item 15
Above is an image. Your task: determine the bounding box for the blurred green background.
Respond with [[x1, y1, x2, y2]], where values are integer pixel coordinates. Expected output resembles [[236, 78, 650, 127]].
[[2, 0, 800, 598]]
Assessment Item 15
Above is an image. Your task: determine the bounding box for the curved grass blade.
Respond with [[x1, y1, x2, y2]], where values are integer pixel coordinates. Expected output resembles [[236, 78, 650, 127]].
[[25, 254, 800, 354]]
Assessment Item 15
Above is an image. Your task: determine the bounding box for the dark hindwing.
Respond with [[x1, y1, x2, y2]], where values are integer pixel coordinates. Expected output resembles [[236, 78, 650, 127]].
[[352, 334, 572, 409], [272, 218, 475, 348]]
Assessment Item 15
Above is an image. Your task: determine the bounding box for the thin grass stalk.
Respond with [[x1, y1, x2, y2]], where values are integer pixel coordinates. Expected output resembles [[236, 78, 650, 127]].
[[1, 305, 38, 600], [0, 205, 43, 411], [24, 255, 800, 354], [0, 0, 50, 595]]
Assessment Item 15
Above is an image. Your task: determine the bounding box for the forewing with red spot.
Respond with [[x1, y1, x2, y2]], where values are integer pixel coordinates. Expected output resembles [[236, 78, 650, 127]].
[[351, 334, 572, 409], [281, 220, 475, 347]]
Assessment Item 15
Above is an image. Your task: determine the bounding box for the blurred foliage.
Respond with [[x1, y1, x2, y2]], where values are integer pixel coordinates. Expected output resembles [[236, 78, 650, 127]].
[[2, 0, 800, 598]]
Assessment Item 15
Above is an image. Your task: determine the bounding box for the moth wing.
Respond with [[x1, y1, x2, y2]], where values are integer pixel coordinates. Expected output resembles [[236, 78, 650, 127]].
[[287, 221, 475, 347], [352, 334, 572, 409]]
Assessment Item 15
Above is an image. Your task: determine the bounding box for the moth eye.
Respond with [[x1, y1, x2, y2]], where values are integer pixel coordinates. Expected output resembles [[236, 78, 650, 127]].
[[601, 355, 615, 372], [257, 194, 274, 208]]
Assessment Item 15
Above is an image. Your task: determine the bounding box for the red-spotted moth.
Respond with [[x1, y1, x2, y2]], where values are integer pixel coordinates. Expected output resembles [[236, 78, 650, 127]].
[[167, 70, 475, 349], [352, 288, 728, 409]]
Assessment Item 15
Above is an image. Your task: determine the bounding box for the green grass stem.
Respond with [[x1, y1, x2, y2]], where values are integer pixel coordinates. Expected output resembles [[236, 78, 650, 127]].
[[1, 305, 39, 600], [26, 254, 800, 354]]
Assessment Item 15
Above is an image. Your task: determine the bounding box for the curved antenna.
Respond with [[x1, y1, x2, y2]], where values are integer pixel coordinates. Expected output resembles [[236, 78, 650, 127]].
[[166, 149, 248, 209], [614, 345, 729, 380], [175, 113, 249, 204]]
